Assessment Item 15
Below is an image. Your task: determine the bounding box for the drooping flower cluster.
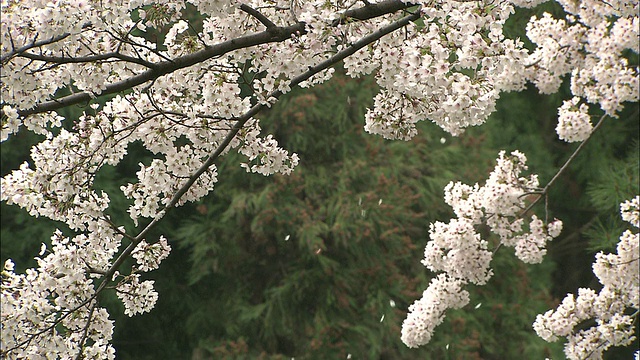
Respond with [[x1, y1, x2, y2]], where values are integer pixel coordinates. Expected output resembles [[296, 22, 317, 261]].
[[132, 236, 171, 273], [533, 197, 639, 360], [402, 151, 563, 348], [401, 274, 470, 347], [115, 276, 159, 317]]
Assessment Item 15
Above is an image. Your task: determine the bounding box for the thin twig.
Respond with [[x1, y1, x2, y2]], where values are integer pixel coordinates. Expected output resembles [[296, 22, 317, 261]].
[[519, 113, 608, 217], [493, 114, 608, 256], [1, 23, 92, 64], [19, 51, 157, 69], [74, 301, 98, 360]]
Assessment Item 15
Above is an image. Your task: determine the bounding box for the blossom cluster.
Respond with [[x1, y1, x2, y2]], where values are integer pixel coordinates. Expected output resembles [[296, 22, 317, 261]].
[[401, 274, 470, 347], [238, 120, 300, 176], [533, 197, 639, 359], [1, 230, 119, 359], [358, 0, 531, 138], [132, 236, 171, 273], [556, 97, 594, 142], [402, 151, 563, 347], [525, 0, 639, 137]]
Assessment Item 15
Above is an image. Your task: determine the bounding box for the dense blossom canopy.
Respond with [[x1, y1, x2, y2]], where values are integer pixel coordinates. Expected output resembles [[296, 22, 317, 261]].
[[0, 0, 638, 358]]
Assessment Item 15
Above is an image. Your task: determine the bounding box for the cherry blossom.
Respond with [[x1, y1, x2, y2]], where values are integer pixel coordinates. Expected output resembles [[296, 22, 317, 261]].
[[556, 97, 594, 143], [402, 150, 564, 348], [533, 197, 639, 359], [401, 274, 470, 347]]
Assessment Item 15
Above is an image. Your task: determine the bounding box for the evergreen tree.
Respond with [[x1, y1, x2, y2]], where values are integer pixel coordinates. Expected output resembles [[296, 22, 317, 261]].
[[107, 71, 570, 359]]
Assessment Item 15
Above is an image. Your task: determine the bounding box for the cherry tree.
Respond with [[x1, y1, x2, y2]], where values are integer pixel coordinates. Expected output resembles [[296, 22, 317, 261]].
[[1, 0, 637, 358]]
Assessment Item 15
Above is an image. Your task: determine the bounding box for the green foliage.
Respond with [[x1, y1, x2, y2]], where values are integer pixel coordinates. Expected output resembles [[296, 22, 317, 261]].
[[585, 140, 639, 252], [123, 71, 565, 359]]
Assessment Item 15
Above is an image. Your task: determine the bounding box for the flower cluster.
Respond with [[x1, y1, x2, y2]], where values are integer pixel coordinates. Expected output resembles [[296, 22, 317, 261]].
[[556, 97, 594, 142], [533, 197, 639, 359], [359, 0, 532, 138], [402, 151, 563, 347], [132, 236, 171, 273], [621, 196, 640, 228], [115, 275, 159, 317], [401, 274, 470, 347], [525, 0, 639, 135], [238, 120, 300, 176], [1, 230, 119, 359]]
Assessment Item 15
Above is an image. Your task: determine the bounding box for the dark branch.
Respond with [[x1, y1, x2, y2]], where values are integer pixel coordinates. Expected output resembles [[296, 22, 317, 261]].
[[17, 22, 305, 117], [239, 3, 277, 29], [19, 51, 158, 69], [519, 114, 608, 217], [74, 301, 97, 360], [332, 0, 415, 26], [14, 0, 413, 118]]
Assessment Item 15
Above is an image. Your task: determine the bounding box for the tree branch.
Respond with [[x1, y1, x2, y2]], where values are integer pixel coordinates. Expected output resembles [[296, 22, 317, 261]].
[[13, 0, 413, 118], [18, 51, 158, 69], [239, 3, 277, 29], [16, 22, 305, 117], [74, 301, 97, 360], [0, 23, 92, 64], [520, 114, 608, 216], [332, 0, 415, 26]]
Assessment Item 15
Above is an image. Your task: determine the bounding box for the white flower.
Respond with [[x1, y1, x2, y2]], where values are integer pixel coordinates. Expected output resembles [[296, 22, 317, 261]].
[[534, 197, 639, 358], [132, 236, 171, 273], [401, 274, 470, 348], [556, 97, 593, 142], [406, 151, 563, 347], [1, 105, 21, 141], [620, 196, 639, 228], [115, 275, 158, 317]]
